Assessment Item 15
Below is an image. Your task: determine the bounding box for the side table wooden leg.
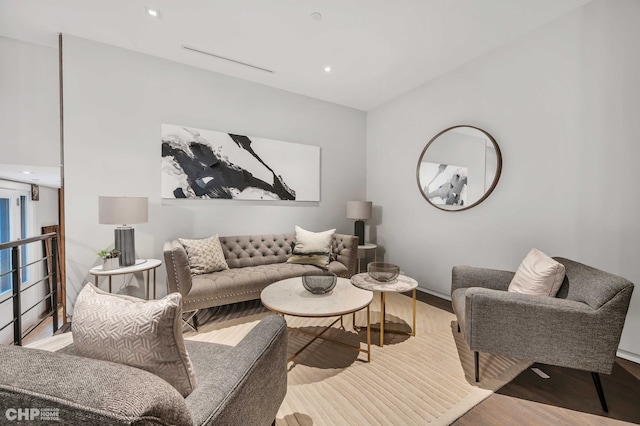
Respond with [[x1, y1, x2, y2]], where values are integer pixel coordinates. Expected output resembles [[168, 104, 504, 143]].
[[108, 276, 112, 294], [94, 276, 98, 286], [153, 268, 157, 299]]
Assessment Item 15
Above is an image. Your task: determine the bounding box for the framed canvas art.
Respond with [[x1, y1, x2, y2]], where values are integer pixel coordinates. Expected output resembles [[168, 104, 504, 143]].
[[161, 124, 320, 201]]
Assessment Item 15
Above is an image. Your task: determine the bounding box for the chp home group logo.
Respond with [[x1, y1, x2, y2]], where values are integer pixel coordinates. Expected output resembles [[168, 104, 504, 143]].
[[4, 407, 60, 422]]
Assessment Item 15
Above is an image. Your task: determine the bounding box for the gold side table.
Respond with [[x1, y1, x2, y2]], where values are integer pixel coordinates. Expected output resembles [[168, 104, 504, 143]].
[[350, 273, 418, 347]]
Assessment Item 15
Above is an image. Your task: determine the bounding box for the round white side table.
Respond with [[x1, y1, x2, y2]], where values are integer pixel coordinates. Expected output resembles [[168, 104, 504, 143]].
[[90, 259, 162, 300], [351, 273, 418, 347], [357, 243, 377, 273]]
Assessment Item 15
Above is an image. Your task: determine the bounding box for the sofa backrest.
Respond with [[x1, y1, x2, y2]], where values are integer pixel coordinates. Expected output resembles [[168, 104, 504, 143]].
[[220, 234, 295, 268]]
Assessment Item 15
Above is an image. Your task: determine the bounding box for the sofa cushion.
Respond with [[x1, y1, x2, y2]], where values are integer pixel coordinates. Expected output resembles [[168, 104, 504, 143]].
[[184, 263, 322, 311], [72, 284, 197, 397], [179, 235, 229, 275], [286, 226, 335, 268], [508, 248, 566, 297]]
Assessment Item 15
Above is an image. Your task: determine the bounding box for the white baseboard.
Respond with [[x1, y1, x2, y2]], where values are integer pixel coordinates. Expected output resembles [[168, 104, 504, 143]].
[[617, 349, 640, 365], [416, 286, 451, 301]]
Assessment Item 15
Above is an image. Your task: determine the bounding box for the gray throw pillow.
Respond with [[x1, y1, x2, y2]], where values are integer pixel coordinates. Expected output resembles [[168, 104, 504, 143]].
[[72, 284, 197, 397], [179, 234, 229, 275]]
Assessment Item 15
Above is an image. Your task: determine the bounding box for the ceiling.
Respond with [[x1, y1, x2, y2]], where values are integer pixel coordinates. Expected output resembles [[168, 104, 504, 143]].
[[0, 0, 591, 188], [0, 0, 591, 112], [0, 164, 61, 188]]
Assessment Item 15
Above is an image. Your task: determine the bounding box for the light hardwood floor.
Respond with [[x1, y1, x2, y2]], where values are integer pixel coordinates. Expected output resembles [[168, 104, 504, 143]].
[[23, 295, 640, 425]]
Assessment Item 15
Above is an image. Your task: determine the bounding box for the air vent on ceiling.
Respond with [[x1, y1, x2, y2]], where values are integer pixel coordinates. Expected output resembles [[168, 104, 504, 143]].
[[182, 45, 274, 74]]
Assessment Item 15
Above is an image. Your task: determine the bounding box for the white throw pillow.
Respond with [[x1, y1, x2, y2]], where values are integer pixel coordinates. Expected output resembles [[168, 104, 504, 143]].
[[286, 226, 335, 268], [72, 284, 197, 397], [508, 248, 566, 297], [179, 234, 229, 275]]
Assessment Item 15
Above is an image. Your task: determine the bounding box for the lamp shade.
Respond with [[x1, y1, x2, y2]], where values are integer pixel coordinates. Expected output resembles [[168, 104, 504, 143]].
[[346, 201, 372, 220], [99, 196, 148, 225]]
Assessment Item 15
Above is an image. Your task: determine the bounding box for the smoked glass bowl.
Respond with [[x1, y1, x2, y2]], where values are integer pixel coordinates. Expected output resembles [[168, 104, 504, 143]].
[[302, 271, 337, 294], [367, 262, 400, 282]]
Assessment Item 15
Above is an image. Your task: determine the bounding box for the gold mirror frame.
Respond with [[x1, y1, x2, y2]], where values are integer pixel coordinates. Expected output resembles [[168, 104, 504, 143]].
[[416, 125, 502, 212]]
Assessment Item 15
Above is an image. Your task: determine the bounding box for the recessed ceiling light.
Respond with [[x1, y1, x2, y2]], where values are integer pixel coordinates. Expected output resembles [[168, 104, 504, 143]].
[[21, 171, 32, 175], [311, 12, 322, 21], [146, 7, 160, 18], [324, 66, 331, 73]]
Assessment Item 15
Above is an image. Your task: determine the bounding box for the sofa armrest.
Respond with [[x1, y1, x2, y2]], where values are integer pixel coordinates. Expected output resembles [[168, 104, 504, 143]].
[[164, 240, 193, 297], [185, 315, 288, 426], [464, 287, 623, 373], [451, 265, 514, 295], [0, 345, 192, 425]]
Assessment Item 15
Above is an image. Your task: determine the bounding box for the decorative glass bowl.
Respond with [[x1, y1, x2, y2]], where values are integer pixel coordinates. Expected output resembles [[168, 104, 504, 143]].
[[367, 262, 400, 282], [302, 271, 337, 294]]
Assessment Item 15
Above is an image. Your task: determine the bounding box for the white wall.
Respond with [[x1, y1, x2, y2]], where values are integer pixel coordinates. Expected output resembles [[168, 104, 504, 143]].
[[0, 180, 59, 344], [367, 0, 640, 360], [0, 37, 59, 167], [62, 36, 367, 314]]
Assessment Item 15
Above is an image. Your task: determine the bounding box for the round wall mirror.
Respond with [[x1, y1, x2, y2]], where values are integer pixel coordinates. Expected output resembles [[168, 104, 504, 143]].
[[416, 125, 502, 211]]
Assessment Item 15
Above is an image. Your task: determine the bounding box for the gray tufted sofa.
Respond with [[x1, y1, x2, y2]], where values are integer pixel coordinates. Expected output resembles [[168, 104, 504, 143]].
[[164, 233, 357, 318]]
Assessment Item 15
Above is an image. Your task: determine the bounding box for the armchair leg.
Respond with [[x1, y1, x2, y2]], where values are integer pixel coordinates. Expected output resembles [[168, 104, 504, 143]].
[[457, 323, 460, 333], [591, 372, 608, 412], [474, 351, 479, 382]]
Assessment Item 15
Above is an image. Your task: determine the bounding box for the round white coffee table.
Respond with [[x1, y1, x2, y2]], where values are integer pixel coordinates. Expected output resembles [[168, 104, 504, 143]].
[[351, 273, 418, 347], [261, 277, 373, 362]]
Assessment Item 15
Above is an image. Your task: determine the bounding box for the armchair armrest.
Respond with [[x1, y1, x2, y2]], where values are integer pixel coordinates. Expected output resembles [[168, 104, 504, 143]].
[[451, 265, 514, 294], [185, 315, 288, 426], [163, 240, 193, 297], [464, 288, 624, 374]]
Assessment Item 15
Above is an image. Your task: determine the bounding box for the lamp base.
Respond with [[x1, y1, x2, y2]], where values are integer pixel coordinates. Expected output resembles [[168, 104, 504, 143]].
[[115, 227, 136, 267], [354, 220, 365, 245]]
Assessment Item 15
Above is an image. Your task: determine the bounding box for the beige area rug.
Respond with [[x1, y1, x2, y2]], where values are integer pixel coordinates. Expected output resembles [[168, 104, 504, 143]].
[[185, 292, 531, 426]]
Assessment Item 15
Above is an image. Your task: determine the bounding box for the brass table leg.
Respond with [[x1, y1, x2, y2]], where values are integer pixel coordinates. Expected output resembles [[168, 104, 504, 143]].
[[366, 305, 371, 362], [412, 289, 417, 337], [380, 292, 386, 347], [153, 268, 157, 299], [145, 270, 150, 300], [94, 276, 98, 286], [108, 276, 112, 294]]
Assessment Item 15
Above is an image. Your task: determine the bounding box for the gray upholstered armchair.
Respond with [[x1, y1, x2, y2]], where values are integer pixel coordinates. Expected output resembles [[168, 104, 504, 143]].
[[451, 257, 634, 412]]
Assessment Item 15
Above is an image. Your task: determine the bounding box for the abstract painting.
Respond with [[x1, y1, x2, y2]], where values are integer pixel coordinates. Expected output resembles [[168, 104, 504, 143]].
[[161, 124, 320, 201], [420, 162, 468, 206]]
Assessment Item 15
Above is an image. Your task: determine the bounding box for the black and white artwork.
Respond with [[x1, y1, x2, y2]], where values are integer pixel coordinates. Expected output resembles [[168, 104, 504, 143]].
[[161, 124, 320, 201], [420, 162, 468, 206]]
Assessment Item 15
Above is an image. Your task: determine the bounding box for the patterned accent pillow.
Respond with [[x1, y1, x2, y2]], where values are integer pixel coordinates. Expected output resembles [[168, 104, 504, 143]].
[[286, 226, 335, 268], [72, 284, 197, 397], [179, 235, 229, 275]]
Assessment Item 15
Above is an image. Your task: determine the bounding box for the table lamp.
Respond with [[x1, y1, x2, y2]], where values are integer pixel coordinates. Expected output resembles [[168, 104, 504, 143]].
[[347, 201, 372, 245], [98, 196, 148, 267]]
